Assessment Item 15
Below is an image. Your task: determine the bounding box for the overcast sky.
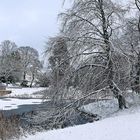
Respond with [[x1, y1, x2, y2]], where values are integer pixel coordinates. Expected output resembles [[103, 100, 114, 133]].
[[0, 0, 133, 58], [0, 0, 70, 56]]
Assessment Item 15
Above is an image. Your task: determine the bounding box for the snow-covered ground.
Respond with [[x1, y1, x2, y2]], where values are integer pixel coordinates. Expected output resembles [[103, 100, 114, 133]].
[[23, 95, 140, 140], [0, 98, 42, 110], [23, 105, 140, 140], [80, 99, 119, 118], [5, 87, 46, 98], [80, 93, 140, 119]]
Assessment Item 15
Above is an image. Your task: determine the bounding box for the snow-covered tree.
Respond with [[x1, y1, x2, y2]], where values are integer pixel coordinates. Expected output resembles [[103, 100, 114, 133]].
[[17, 46, 42, 86], [135, 0, 140, 33], [51, 0, 131, 109], [46, 36, 70, 88], [0, 40, 21, 83], [29, 59, 43, 87]]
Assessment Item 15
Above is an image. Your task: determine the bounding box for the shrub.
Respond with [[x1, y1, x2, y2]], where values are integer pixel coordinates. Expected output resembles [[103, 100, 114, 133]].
[[0, 112, 22, 140], [36, 73, 50, 87], [20, 80, 28, 87]]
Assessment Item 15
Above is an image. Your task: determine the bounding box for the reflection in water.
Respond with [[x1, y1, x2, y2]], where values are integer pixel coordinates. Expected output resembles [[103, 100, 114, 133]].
[[1, 98, 11, 101], [5, 106, 12, 108], [1, 102, 45, 117]]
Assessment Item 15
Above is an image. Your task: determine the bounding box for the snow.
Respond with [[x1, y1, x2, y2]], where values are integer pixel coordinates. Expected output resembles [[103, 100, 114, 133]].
[[79, 93, 140, 119], [0, 98, 42, 110], [23, 96, 140, 140], [23, 107, 140, 140], [5, 87, 46, 98], [80, 99, 119, 118]]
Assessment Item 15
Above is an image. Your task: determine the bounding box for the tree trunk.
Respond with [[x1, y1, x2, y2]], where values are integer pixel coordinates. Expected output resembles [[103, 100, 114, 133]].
[[99, 0, 127, 109], [30, 73, 35, 87], [118, 94, 127, 109], [133, 51, 140, 93], [109, 83, 127, 109], [23, 71, 26, 80], [107, 59, 127, 109]]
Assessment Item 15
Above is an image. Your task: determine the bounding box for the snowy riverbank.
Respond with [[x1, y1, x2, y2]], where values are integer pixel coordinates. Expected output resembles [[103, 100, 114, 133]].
[[23, 104, 140, 140]]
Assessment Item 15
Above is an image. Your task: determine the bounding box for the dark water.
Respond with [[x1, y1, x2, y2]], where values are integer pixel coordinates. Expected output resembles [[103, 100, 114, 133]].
[[0, 98, 99, 131], [0, 102, 47, 117]]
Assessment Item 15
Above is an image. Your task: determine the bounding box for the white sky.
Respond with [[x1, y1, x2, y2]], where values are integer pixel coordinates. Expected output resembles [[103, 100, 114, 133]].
[[0, 0, 134, 57], [0, 0, 71, 56]]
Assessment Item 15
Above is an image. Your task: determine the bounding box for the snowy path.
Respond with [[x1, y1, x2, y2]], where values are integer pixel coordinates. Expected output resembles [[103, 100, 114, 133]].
[[5, 87, 46, 98], [24, 107, 140, 140]]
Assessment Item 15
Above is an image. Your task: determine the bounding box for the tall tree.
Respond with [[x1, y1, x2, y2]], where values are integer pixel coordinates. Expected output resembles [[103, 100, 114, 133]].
[[46, 36, 70, 88], [135, 0, 140, 33], [59, 0, 128, 109], [128, 0, 140, 93]]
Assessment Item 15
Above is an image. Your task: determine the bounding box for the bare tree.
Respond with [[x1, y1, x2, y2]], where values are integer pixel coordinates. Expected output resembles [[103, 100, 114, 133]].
[[126, 0, 140, 93], [125, 19, 140, 93], [58, 0, 128, 109], [135, 0, 140, 33]]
